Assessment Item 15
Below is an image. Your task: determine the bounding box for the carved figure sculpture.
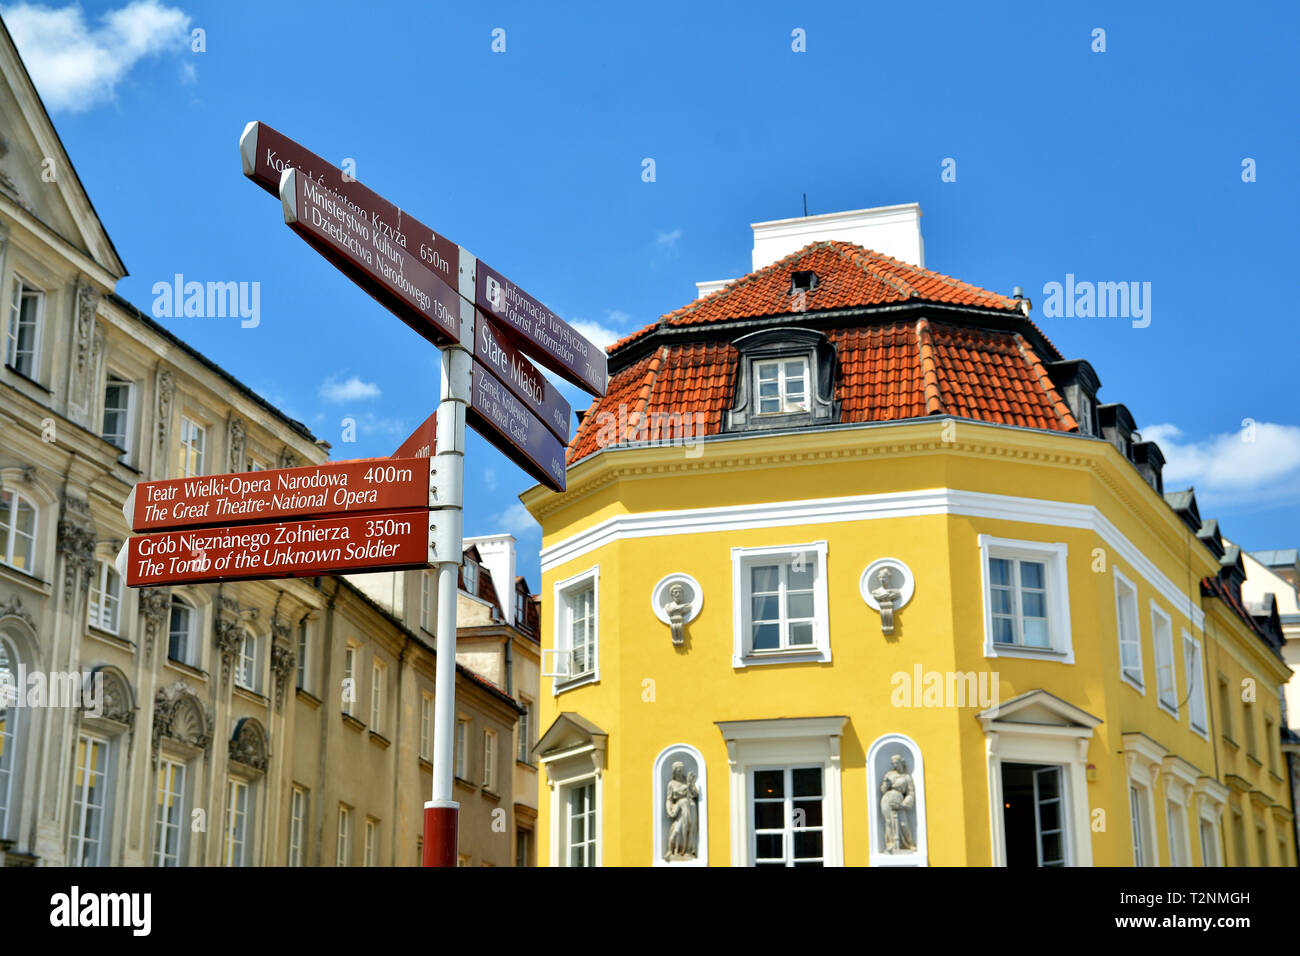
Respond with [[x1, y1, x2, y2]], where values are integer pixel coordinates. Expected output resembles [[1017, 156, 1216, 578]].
[[880, 753, 916, 853], [871, 567, 903, 635], [664, 760, 700, 861], [663, 583, 690, 646]]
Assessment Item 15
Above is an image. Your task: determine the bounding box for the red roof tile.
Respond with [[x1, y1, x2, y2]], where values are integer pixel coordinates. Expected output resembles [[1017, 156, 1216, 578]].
[[570, 241, 1074, 465]]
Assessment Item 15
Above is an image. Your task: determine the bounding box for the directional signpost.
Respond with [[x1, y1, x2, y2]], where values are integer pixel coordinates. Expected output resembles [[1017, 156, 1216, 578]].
[[120, 121, 609, 866]]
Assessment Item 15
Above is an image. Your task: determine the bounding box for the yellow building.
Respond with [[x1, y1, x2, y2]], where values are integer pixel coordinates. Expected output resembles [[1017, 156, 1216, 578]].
[[522, 208, 1295, 867]]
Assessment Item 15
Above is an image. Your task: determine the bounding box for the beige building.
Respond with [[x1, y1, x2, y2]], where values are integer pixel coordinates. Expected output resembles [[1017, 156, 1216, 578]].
[[0, 19, 530, 867]]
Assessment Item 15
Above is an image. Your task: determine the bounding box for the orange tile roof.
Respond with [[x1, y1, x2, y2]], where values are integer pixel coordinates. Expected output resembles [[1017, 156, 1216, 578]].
[[570, 240, 1075, 464]]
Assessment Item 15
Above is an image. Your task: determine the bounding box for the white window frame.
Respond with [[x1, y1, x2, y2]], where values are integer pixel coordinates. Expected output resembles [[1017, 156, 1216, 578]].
[[177, 417, 205, 477], [1166, 798, 1189, 867], [336, 804, 352, 866], [753, 356, 810, 415], [1114, 567, 1144, 692], [482, 728, 497, 791], [454, 718, 468, 780], [87, 559, 122, 634], [153, 758, 187, 867], [561, 778, 598, 867], [547, 565, 599, 693], [517, 698, 532, 764], [6, 278, 43, 379], [222, 778, 251, 866], [295, 620, 310, 692], [730, 541, 831, 668], [235, 632, 258, 692], [342, 643, 357, 715], [1193, 777, 1227, 867], [102, 374, 134, 461], [1123, 734, 1164, 867], [0, 489, 37, 573], [462, 557, 479, 596], [364, 817, 378, 867], [167, 596, 196, 667], [69, 733, 113, 866], [419, 692, 433, 760], [1199, 817, 1219, 867], [370, 659, 385, 733], [716, 716, 846, 867], [1184, 631, 1208, 738], [1150, 602, 1177, 716], [288, 785, 307, 866], [978, 536, 1073, 663], [420, 572, 431, 630], [981, 693, 1099, 867]]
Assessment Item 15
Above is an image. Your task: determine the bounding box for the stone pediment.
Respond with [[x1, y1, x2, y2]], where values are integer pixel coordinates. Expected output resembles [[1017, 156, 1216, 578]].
[[533, 712, 606, 760], [0, 23, 125, 276], [977, 688, 1101, 733]]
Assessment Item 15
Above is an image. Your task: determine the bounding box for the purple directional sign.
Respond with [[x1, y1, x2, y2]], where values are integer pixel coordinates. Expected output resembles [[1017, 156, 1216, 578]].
[[281, 167, 459, 347], [474, 312, 570, 442], [476, 263, 607, 398], [468, 362, 566, 493]]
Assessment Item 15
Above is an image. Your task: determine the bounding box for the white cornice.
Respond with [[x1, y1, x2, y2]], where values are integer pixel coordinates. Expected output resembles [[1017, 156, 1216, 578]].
[[541, 486, 1206, 628]]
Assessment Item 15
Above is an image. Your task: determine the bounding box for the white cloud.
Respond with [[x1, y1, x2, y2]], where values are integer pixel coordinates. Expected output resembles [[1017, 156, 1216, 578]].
[[569, 319, 619, 351], [482, 467, 498, 492], [607, 309, 632, 325], [353, 412, 406, 438], [656, 228, 682, 250], [494, 502, 538, 536], [3, 1, 192, 112], [319, 376, 381, 403], [1142, 421, 1300, 509]]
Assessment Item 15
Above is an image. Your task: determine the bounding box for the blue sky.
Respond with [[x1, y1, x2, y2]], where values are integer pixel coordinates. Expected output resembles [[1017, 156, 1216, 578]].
[[6, 0, 1298, 587]]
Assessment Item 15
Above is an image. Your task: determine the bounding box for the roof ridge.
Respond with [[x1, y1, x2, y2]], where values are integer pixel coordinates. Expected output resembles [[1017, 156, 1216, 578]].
[[915, 317, 944, 415], [1016, 336, 1078, 430], [831, 242, 915, 298], [625, 346, 667, 439]]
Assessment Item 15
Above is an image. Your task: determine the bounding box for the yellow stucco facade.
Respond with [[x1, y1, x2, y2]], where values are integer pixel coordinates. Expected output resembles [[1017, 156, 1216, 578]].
[[523, 418, 1295, 866]]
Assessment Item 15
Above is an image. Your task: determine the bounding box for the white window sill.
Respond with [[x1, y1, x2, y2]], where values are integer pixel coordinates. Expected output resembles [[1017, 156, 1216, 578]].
[[553, 672, 598, 695], [1157, 700, 1179, 720], [1120, 672, 1145, 695], [984, 641, 1072, 663], [1190, 722, 1209, 741], [733, 646, 831, 668]]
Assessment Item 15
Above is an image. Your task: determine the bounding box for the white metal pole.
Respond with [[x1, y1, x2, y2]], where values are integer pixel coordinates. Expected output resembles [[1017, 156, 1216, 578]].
[[423, 253, 476, 865]]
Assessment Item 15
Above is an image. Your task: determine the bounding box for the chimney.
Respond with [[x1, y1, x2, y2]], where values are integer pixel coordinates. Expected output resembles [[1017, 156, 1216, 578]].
[[751, 203, 925, 271], [463, 534, 517, 625]]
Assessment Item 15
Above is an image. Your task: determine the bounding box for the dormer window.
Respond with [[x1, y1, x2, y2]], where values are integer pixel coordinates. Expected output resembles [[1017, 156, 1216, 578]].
[[462, 557, 479, 597], [726, 328, 838, 433], [790, 271, 819, 295], [755, 358, 809, 415]]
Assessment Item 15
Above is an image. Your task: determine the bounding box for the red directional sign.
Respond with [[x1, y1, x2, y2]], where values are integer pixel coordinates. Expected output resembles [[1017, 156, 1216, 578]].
[[241, 121, 460, 294], [281, 167, 459, 347], [393, 411, 438, 459], [123, 509, 436, 588], [474, 313, 570, 441], [476, 263, 607, 398], [124, 458, 434, 533], [468, 362, 567, 493]]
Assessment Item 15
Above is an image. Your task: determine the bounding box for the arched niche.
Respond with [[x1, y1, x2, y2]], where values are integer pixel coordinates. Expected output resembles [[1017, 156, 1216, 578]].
[[865, 733, 928, 867], [651, 743, 707, 867], [85, 664, 134, 727], [228, 717, 268, 774]]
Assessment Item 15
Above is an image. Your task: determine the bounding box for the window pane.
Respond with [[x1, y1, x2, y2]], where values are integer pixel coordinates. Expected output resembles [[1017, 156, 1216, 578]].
[[989, 557, 1011, 587], [1021, 590, 1046, 619], [752, 623, 778, 649], [793, 830, 823, 860], [753, 770, 783, 797], [1019, 561, 1045, 590], [793, 798, 823, 828], [1021, 618, 1050, 648], [751, 595, 779, 622], [993, 617, 1015, 644], [755, 833, 783, 859], [792, 768, 822, 797], [757, 363, 778, 382], [787, 562, 814, 589], [787, 622, 814, 646], [750, 565, 779, 593], [991, 588, 1013, 615], [787, 591, 814, 620], [783, 360, 804, 379], [753, 801, 783, 829]]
